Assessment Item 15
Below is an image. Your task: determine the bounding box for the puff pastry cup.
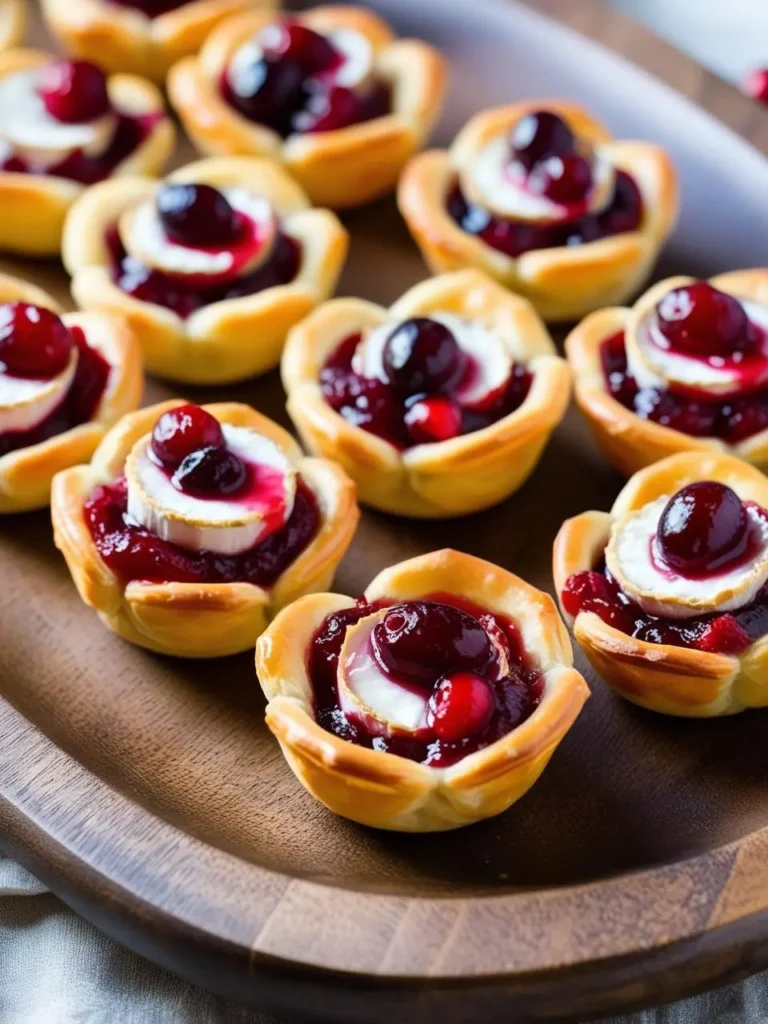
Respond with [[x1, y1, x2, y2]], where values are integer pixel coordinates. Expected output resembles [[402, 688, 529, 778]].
[[0, 1, 24, 52], [567, 270, 768, 478], [398, 100, 678, 322], [256, 549, 589, 832], [51, 399, 359, 658], [62, 156, 348, 385], [554, 451, 768, 718], [167, 5, 446, 209], [281, 269, 571, 518], [0, 48, 174, 257], [41, 0, 268, 84], [0, 273, 142, 514]]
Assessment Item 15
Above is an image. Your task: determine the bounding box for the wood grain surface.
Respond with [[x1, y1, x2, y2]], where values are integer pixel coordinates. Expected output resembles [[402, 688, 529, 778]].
[[0, 2, 767, 1022]]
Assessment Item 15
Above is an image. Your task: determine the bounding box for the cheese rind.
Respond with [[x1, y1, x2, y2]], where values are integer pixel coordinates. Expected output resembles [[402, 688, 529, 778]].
[[0, 348, 77, 434]]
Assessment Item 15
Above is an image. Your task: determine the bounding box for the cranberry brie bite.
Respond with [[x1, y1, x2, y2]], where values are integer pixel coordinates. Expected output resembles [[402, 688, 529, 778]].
[[282, 269, 570, 517], [62, 157, 348, 385], [554, 451, 768, 717], [399, 102, 677, 322], [0, 51, 173, 257], [568, 270, 768, 477], [0, 1, 24, 52], [52, 400, 358, 657], [41, 0, 265, 84], [167, 6, 446, 208], [0, 273, 142, 513], [256, 549, 588, 831]]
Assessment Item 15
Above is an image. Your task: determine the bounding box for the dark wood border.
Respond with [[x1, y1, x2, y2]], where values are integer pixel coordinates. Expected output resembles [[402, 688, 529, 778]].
[[2, 1, 768, 1021]]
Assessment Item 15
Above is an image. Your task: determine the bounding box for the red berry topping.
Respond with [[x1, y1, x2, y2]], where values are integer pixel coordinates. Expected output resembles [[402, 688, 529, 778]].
[[150, 404, 224, 468], [261, 20, 340, 75], [371, 601, 493, 687], [529, 153, 593, 204], [657, 481, 749, 576], [561, 570, 614, 618], [404, 395, 462, 444], [427, 672, 495, 743], [292, 84, 362, 133], [510, 110, 575, 169], [743, 68, 768, 105], [38, 60, 110, 124], [656, 282, 754, 357], [172, 446, 247, 497], [0, 303, 72, 378], [696, 614, 751, 655], [226, 55, 305, 135], [157, 184, 243, 248], [382, 318, 465, 396]]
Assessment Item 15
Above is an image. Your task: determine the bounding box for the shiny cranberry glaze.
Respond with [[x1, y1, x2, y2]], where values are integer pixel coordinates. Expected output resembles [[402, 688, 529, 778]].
[[221, 18, 391, 137], [172, 446, 248, 498], [38, 60, 110, 124], [562, 561, 768, 655], [0, 327, 110, 457], [744, 68, 768, 105], [107, 0, 189, 14], [382, 318, 464, 395], [656, 282, 755, 357], [656, 482, 752, 577], [0, 304, 72, 378], [448, 168, 643, 259], [156, 184, 244, 248], [1, 112, 161, 185], [308, 594, 544, 767], [510, 111, 575, 170], [105, 224, 301, 319], [528, 153, 593, 205], [507, 111, 593, 205], [151, 404, 223, 467], [601, 331, 768, 443], [320, 331, 533, 449], [85, 475, 320, 586]]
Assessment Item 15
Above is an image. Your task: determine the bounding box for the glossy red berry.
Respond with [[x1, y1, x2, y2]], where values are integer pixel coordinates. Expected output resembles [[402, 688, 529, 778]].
[[157, 184, 243, 247], [38, 60, 110, 124], [427, 672, 495, 743], [261, 20, 340, 75], [404, 395, 462, 444], [656, 282, 753, 357], [150, 404, 224, 468], [0, 303, 72, 378], [510, 110, 575, 169], [528, 153, 593, 204], [382, 318, 464, 396], [657, 481, 748, 575], [172, 446, 247, 497], [696, 615, 751, 655], [743, 68, 768, 105]]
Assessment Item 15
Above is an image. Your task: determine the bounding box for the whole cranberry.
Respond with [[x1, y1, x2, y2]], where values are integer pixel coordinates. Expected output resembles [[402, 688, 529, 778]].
[[657, 481, 749, 575], [510, 110, 575, 169], [292, 84, 362, 133], [427, 672, 495, 743], [656, 282, 753, 357], [743, 68, 768, 105], [404, 395, 462, 444], [225, 54, 305, 134], [156, 184, 243, 247], [528, 153, 593, 204], [0, 303, 72, 378], [261, 20, 340, 75], [382, 318, 464, 396], [38, 60, 110, 124], [172, 446, 247, 497], [150, 404, 224, 468]]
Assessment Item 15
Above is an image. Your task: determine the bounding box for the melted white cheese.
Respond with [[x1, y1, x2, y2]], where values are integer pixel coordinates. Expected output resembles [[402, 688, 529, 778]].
[[0, 349, 77, 434], [125, 424, 296, 555], [606, 495, 768, 619]]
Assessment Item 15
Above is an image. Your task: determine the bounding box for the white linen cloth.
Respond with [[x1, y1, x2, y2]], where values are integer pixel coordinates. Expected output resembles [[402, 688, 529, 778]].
[[1, 2, 766, 1022]]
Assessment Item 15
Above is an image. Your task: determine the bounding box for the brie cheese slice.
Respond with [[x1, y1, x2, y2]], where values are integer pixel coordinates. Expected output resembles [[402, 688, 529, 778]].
[[125, 424, 296, 555], [605, 495, 768, 619], [0, 348, 77, 434]]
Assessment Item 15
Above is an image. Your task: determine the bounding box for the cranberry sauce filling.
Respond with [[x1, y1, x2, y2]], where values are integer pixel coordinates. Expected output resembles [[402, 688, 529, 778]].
[[448, 169, 643, 260], [319, 323, 533, 449], [564, 482, 768, 655], [221, 18, 391, 137], [105, 220, 301, 320], [601, 331, 768, 444], [85, 475, 320, 587], [106, 0, 189, 15], [1, 60, 162, 186], [308, 594, 544, 767], [0, 322, 111, 458]]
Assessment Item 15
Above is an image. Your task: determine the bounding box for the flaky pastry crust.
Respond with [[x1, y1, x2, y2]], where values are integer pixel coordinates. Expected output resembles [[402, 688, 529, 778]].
[[398, 100, 678, 322], [51, 400, 359, 658], [167, 5, 446, 209], [41, 0, 267, 84], [566, 270, 768, 478], [0, 49, 174, 257], [63, 156, 349, 385], [282, 268, 571, 517], [0, 274, 143, 513], [553, 451, 768, 717], [0, 1, 24, 51], [256, 548, 589, 831]]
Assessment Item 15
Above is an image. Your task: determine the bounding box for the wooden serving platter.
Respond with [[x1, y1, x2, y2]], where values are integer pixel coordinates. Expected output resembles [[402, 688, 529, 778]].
[[1, 1, 768, 1021]]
